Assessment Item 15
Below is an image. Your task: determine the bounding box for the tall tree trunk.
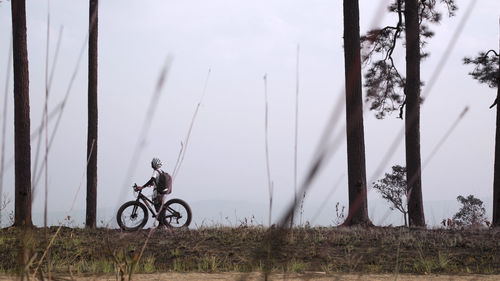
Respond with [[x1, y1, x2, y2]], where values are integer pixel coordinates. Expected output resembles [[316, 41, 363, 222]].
[[405, 0, 425, 227], [494, 77, 500, 227], [86, 0, 98, 228], [342, 0, 371, 226], [493, 18, 500, 227], [11, 0, 32, 228]]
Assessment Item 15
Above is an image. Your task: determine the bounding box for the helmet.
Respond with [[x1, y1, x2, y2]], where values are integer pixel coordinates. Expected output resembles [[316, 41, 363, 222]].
[[151, 157, 163, 169]]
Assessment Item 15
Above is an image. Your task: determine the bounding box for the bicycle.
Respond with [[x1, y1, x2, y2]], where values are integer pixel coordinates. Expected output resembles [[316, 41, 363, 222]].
[[117, 184, 192, 231]]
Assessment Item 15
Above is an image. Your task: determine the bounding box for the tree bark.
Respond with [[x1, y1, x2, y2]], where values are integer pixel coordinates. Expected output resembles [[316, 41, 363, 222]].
[[11, 0, 32, 228], [86, 0, 98, 228], [404, 0, 426, 227], [342, 0, 371, 226], [494, 91, 500, 226], [493, 18, 500, 227]]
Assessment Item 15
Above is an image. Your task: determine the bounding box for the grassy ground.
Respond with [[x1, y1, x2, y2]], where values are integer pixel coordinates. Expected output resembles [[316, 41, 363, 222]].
[[2, 273, 500, 281], [0, 226, 498, 278]]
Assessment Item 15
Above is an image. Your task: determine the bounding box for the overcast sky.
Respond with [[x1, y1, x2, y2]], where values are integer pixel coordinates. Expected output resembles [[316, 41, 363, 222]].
[[0, 0, 499, 227]]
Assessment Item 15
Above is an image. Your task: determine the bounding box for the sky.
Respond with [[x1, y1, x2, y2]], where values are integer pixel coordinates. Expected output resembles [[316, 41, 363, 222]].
[[0, 0, 499, 227]]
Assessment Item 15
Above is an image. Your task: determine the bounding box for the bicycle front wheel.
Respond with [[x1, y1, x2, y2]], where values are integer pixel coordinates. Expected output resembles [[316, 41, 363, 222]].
[[117, 201, 148, 231], [161, 198, 192, 228]]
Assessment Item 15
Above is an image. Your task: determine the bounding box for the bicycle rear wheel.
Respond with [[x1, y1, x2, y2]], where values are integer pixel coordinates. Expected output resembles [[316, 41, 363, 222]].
[[117, 201, 148, 231], [161, 198, 192, 228]]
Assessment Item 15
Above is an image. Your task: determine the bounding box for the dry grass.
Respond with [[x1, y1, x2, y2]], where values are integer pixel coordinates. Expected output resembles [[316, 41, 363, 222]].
[[0, 226, 498, 278]]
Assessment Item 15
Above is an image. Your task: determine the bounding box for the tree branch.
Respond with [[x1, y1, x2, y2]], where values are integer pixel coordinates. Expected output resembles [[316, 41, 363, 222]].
[[484, 49, 499, 57], [489, 98, 497, 109], [399, 98, 406, 119]]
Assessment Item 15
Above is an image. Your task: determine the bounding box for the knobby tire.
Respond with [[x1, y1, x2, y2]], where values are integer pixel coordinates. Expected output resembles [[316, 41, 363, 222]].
[[117, 201, 148, 231], [162, 198, 192, 228]]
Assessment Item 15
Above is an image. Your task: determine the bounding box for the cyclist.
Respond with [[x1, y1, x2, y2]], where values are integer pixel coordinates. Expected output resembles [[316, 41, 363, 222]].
[[136, 157, 172, 212]]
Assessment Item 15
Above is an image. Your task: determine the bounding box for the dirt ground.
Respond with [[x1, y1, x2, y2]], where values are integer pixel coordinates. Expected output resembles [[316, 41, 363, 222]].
[[1, 273, 499, 281]]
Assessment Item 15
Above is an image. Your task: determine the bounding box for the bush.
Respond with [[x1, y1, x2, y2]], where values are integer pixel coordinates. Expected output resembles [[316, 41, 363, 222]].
[[373, 165, 408, 226]]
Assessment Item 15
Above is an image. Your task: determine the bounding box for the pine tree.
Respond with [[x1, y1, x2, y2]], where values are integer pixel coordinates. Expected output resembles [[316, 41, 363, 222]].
[[86, 0, 99, 228], [361, 0, 457, 227], [11, 0, 33, 228], [464, 47, 499, 227], [342, 0, 372, 226]]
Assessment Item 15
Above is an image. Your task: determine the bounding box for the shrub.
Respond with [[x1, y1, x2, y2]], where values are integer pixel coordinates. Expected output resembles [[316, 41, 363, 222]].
[[373, 165, 408, 226]]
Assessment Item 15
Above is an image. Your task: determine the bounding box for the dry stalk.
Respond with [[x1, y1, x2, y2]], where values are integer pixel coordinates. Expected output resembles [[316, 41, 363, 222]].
[[43, 0, 51, 230], [172, 142, 184, 181], [118, 56, 172, 209], [423, 106, 469, 168], [0, 37, 12, 226], [130, 198, 170, 279], [310, 174, 345, 225], [113, 57, 175, 278], [263, 74, 273, 227], [393, 227, 403, 281], [173, 68, 211, 180], [43, 3, 52, 277], [33, 140, 95, 277], [32, 21, 83, 194], [22, 252, 38, 281], [292, 44, 300, 228]]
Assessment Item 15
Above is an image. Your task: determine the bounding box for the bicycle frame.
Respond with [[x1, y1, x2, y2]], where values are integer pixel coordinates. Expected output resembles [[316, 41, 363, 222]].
[[117, 185, 192, 230], [135, 189, 179, 220], [135, 190, 158, 216]]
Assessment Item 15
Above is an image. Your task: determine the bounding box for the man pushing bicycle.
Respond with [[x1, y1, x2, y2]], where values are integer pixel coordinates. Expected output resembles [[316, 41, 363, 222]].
[[116, 158, 191, 231], [136, 157, 172, 212]]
